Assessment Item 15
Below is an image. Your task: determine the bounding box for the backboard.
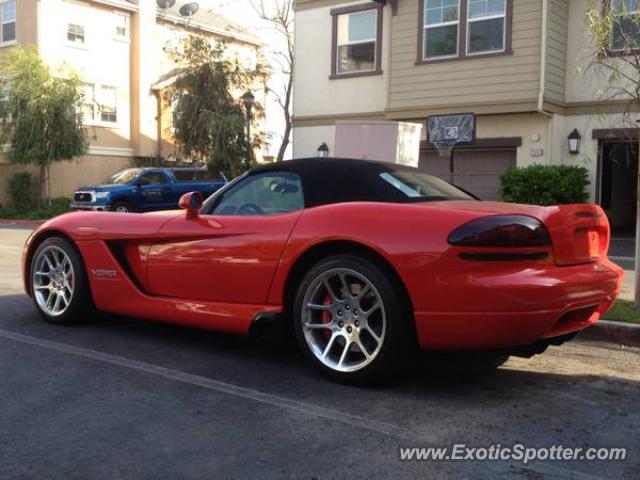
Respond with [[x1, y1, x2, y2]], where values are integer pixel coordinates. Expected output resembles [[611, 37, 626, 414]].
[[427, 113, 476, 145]]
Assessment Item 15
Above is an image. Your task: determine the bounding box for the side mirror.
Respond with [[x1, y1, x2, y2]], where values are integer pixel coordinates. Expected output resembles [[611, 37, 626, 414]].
[[179, 191, 203, 220]]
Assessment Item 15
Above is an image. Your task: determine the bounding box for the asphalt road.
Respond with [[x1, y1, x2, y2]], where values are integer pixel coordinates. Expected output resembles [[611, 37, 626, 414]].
[[1, 227, 639, 479]]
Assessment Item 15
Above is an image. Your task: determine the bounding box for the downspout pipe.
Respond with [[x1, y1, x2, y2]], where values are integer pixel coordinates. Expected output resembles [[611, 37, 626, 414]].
[[538, 0, 556, 165], [538, 0, 552, 118]]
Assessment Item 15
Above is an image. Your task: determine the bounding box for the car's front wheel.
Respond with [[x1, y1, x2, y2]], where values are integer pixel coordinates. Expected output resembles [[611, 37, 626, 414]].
[[293, 254, 414, 383], [29, 236, 93, 325]]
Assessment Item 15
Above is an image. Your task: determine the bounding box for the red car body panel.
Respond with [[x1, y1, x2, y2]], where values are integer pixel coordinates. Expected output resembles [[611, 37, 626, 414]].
[[23, 200, 623, 350]]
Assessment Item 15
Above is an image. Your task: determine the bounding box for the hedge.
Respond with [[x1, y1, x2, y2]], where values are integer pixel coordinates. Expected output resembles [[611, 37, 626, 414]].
[[500, 164, 590, 205]]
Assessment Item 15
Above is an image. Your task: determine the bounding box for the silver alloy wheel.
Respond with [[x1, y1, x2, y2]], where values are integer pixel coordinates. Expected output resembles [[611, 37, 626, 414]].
[[114, 205, 129, 213], [32, 245, 75, 317], [301, 268, 386, 373]]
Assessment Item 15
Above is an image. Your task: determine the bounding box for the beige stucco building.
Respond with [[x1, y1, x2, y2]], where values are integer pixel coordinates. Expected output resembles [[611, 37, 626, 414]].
[[0, 0, 265, 203], [293, 0, 639, 238]]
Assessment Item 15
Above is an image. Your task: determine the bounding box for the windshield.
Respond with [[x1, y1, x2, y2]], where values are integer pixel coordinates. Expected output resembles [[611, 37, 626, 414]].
[[380, 169, 475, 201], [104, 169, 142, 185]]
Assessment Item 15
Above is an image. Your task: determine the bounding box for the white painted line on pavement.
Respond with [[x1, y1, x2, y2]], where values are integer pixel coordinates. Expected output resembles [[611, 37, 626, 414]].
[[0, 327, 425, 442]]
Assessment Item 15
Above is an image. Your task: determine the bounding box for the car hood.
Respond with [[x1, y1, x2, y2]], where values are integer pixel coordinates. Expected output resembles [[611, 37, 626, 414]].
[[77, 184, 131, 192], [33, 210, 182, 242]]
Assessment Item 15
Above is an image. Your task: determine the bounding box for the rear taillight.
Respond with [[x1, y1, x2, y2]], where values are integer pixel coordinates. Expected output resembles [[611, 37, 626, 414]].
[[448, 215, 551, 248]]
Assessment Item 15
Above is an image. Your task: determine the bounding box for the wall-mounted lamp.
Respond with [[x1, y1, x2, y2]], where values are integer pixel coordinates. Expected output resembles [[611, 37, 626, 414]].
[[568, 129, 581, 155], [317, 143, 329, 158]]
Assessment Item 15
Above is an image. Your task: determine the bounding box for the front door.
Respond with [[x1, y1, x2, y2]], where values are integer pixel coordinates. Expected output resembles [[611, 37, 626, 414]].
[[599, 140, 638, 244], [137, 170, 172, 210], [146, 171, 305, 305]]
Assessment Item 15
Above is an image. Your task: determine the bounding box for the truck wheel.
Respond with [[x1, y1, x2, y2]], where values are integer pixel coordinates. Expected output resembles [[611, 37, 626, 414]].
[[111, 201, 132, 213]]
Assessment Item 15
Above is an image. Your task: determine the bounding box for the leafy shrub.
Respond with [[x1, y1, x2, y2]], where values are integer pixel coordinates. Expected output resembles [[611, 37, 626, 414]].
[[7, 171, 36, 211], [500, 164, 590, 205], [0, 196, 71, 220]]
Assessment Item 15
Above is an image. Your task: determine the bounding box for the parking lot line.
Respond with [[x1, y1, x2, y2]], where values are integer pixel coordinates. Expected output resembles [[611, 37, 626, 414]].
[[0, 327, 424, 442]]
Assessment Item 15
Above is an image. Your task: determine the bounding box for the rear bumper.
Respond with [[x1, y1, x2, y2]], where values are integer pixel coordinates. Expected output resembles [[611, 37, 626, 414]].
[[413, 259, 623, 350]]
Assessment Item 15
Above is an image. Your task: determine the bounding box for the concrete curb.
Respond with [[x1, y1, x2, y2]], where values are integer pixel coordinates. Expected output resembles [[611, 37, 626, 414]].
[[0, 219, 45, 228], [578, 319, 640, 347]]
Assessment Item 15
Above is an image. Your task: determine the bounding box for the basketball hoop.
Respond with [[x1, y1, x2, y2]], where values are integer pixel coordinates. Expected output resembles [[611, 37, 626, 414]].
[[433, 141, 455, 158], [427, 113, 476, 155]]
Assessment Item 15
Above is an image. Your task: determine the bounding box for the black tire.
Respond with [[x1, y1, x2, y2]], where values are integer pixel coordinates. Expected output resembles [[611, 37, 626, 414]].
[[29, 236, 94, 325], [293, 254, 415, 384], [111, 201, 132, 213]]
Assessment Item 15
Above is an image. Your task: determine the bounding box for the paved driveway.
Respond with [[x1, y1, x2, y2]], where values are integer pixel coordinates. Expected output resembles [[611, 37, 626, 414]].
[[0, 227, 639, 479]]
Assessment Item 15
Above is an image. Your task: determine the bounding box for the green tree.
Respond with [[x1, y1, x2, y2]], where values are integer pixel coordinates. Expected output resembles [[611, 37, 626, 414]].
[[586, 1, 640, 305], [0, 47, 87, 204], [169, 36, 266, 179]]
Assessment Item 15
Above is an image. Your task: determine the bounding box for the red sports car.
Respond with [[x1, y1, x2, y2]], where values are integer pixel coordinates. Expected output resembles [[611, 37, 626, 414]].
[[23, 158, 623, 382]]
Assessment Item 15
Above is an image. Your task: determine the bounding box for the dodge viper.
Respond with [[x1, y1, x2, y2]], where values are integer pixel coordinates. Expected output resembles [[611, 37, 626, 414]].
[[22, 158, 623, 382]]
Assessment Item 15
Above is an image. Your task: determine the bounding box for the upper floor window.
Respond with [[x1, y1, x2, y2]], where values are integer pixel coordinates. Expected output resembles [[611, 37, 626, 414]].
[[330, 4, 383, 78], [114, 13, 130, 40], [0, 0, 16, 44], [610, 0, 640, 51], [467, 0, 506, 55], [67, 23, 85, 45], [423, 0, 460, 58], [420, 0, 512, 62]]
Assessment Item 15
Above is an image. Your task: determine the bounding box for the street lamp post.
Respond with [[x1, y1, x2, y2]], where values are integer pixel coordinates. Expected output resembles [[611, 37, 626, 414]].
[[243, 91, 255, 168]]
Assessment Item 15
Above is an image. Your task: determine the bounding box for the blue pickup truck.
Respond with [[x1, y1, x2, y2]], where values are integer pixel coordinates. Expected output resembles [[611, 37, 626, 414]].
[[71, 167, 227, 213]]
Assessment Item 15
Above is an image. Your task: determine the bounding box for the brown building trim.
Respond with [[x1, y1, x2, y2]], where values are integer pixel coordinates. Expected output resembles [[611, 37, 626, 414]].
[[421, 137, 522, 151], [564, 100, 640, 116], [295, 0, 355, 12], [592, 128, 640, 141], [416, 0, 513, 65], [292, 110, 387, 127], [330, 2, 383, 79]]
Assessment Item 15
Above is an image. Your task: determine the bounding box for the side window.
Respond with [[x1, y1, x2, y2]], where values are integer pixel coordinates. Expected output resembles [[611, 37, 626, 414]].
[[212, 172, 304, 216], [140, 172, 167, 185]]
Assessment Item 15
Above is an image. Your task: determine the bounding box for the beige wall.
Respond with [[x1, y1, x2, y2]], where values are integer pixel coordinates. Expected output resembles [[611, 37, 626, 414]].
[[293, 1, 389, 117], [294, 112, 552, 165], [48, 155, 132, 197], [388, 0, 543, 112], [545, 0, 569, 106], [38, 0, 133, 149], [0, 0, 38, 64]]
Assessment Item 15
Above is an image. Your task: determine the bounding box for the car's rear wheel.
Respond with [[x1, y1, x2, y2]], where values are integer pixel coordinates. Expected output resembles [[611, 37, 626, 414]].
[[30, 237, 93, 325], [111, 201, 132, 213], [293, 254, 414, 383]]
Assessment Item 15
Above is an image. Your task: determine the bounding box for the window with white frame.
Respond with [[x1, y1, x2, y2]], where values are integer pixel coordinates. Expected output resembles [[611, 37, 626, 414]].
[[467, 0, 506, 55], [611, 0, 640, 51], [67, 23, 85, 44], [81, 83, 96, 123], [114, 13, 129, 40], [423, 0, 460, 59], [335, 9, 378, 74], [1, 0, 16, 44], [98, 86, 118, 123], [81, 83, 119, 125]]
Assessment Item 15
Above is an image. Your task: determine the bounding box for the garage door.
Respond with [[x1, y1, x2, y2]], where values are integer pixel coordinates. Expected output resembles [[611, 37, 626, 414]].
[[419, 148, 516, 201]]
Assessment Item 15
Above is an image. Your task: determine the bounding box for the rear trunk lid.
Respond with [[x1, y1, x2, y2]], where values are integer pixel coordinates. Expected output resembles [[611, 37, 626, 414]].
[[428, 201, 610, 266]]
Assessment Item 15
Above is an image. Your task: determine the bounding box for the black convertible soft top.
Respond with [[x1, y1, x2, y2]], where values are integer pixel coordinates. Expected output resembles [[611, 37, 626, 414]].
[[249, 157, 473, 208]]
